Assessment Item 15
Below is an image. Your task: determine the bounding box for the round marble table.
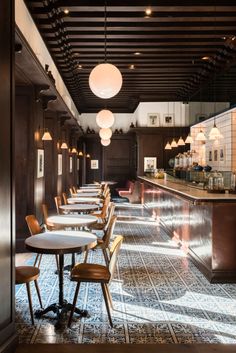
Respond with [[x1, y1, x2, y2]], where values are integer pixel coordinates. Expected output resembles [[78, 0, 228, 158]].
[[76, 190, 100, 196], [80, 185, 101, 190], [47, 214, 98, 228], [67, 197, 101, 204], [25, 230, 97, 328], [59, 204, 98, 214]]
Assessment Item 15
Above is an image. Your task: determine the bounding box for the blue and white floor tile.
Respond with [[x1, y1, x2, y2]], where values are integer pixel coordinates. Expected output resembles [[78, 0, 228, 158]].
[[15, 204, 236, 344]]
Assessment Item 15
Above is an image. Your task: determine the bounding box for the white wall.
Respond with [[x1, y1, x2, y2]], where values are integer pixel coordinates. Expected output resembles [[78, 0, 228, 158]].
[[189, 102, 230, 125]]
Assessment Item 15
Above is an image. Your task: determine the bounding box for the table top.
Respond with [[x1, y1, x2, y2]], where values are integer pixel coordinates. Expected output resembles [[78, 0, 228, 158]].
[[101, 180, 117, 185], [47, 214, 97, 227], [67, 197, 101, 204], [72, 192, 99, 197], [59, 204, 98, 212], [80, 185, 101, 190], [77, 189, 100, 194], [25, 230, 97, 255]]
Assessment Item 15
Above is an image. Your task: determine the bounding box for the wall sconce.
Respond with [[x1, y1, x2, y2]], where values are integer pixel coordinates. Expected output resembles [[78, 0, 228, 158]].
[[61, 142, 68, 149], [42, 129, 52, 141], [86, 153, 91, 158], [71, 147, 77, 153], [78, 151, 83, 156]]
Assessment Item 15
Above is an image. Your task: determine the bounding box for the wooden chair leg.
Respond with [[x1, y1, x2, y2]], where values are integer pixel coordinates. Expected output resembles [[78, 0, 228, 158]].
[[55, 254, 59, 272], [105, 283, 113, 310], [83, 250, 89, 263], [34, 280, 43, 309], [26, 282, 34, 325], [68, 282, 81, 327], [101, 283, 113, 328], [102, 248, 109, 266], [33, 254, 39, 267]]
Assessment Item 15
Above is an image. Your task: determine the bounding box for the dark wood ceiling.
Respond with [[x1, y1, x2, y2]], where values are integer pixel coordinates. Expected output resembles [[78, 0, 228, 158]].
[[24, 0, 236, 113]]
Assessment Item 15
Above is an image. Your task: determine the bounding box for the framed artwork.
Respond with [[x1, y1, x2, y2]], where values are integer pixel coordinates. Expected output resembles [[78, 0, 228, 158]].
[[213, 149, 218, 162], [58, 154, 62, 175], [37, 149, 44, 178], [219, 146, 225, 162], [91, 159, 99, 169], [163, 113, 174, 126], [147, 113, 160, 127], [208, 149, 212, 162], [69, 157, 73, 173], [144, 157, 157, 171]]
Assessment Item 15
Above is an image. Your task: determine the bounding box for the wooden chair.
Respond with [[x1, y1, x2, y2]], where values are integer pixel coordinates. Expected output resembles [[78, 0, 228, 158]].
[[54, 195, 64, 214], [85, 214, 117, 265], [72, 186, 77, 194], [89, 202, 115, 234], [68, 235, 124, 328], [69, 187, 74, 196], [15, 266, 43, 325], [91, 195, 110, 223], [25, 215, 44, 267], [25, 214, 59, 270], [42, 203, 54, 231], [62, 192, 68, 205]]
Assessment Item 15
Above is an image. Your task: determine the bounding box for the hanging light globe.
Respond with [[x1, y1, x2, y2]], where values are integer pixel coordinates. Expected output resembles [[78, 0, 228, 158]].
[[101, 138, 111, 146], [89, 63, 122, 99], [99, 128, 112, 140], [96, 109, 115, 128]]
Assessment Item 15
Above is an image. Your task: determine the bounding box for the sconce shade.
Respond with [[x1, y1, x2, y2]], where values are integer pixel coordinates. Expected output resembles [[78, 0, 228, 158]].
[[89, 63, 122, 99], [86, 154, 91, 158], [209, 122, 221, 140], [99, 128, 112, 140], [71, 148, 77, 153], [42, 131, 52, 141], [101, 138, 111, 146], [177, 136, 185, 146], [96, 109, 115, 128], [61, 142, 68, 149], [170, 139, 177, 148], [164, 142, 172, 150], [185, 134, 193, 144], [78, 151, 83, 156]]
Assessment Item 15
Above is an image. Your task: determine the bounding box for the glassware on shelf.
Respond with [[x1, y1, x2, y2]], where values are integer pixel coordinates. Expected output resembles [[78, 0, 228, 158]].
[[230, 171, 236, 192], [207, 171, 225, 193]]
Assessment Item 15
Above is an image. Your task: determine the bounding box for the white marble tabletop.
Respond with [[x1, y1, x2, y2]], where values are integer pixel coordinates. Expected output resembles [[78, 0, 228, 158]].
[[72, 192, 99, 197], [67, 197, 101, 204], [59, 204, 98, 212], [47, 214, 97, 227], [25, 230, 97, 254]]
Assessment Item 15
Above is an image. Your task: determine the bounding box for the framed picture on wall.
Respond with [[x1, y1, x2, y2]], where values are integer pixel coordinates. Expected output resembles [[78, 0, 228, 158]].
[[144, 157, 157, 171], [213, 149, 218, 162], [91, 159, 99, 169], [147, 113, 160, 127], [69, 157, 73, 173], [37, 149, 44, 178], [163, 114, 174, 126], [208, 149, 212, 162], [58, 154, 62, 175], [219, 146, 225, 162]]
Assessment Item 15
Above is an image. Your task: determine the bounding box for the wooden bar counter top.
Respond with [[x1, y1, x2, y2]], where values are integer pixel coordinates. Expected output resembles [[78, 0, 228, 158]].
[[139, 176, 236, 283]]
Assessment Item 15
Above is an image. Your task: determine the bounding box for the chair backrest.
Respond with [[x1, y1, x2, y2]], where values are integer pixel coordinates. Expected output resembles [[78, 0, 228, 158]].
[[109, 235, 124, 280], [42, 203, 54, 230], [69, 187, 74, 196], [100, 195, 111, 218], [25, 215, 43, 236], [104, 203, 116, 232], [102, 215, 117, 247], [62, 192, 68, 205], [72, 186, 77, 194], [54, 196, 63, 214]]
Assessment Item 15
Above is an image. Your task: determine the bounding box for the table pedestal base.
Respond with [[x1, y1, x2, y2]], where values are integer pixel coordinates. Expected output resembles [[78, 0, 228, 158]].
[[35, 300, 88, 328]]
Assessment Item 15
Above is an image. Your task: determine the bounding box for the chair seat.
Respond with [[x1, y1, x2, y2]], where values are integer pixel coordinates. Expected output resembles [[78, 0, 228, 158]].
[[15, 266, 40, 284], [89, 222, 105, 230], [71, 263, 110, 282]]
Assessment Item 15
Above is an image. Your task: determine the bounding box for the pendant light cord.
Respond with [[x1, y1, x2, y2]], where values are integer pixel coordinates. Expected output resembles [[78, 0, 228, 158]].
[[104, 1, 107, 62]]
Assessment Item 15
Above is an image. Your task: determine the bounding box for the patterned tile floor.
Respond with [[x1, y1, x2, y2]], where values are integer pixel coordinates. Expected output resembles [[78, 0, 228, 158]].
[[16, 204, 236, 344]]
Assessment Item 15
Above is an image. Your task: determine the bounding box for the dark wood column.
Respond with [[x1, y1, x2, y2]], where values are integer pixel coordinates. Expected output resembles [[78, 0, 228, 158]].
[[0, 0, 17, 352]]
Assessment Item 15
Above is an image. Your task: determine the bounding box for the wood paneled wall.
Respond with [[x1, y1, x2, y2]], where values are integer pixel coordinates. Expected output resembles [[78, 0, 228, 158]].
[[15, 86, 79, 251], [0, 0, 17, 351]]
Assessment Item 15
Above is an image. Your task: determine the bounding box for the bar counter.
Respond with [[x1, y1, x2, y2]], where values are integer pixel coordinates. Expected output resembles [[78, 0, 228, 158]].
[[139, 176, 236, 283]]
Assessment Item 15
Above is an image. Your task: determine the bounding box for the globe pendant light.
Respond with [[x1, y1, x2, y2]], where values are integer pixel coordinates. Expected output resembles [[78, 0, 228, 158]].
[[177, 136, 185, 146], [88, 2, 122, 99], [99, 128, 112, 140], [101, 138, 111, 146], [96, 109, 115, 128], [164, 141, 172, 150]]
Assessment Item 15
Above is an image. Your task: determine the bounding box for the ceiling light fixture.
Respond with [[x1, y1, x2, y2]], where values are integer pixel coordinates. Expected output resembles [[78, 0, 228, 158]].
[[177, 137, 185, 146], [42, 129, 52, 141], [134, 52, 141, 56], [196, 128, 206, 141], [63, 9, 69, 15], [99, 128, 112, 140], [89, 2, 122, 99], [129, 64, 135, 70], [101, 138, 111, 146], [96, 109, 115, 129], [185, 134, 193, 144], [71, 147, 77, 153], [61, 142, 68, 149], [145, 7, 152, 16], [170, 139, 178, 148], [209, 119, 221, 140], [78, 151, 83, 156], [164, 142, 172, 150]]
